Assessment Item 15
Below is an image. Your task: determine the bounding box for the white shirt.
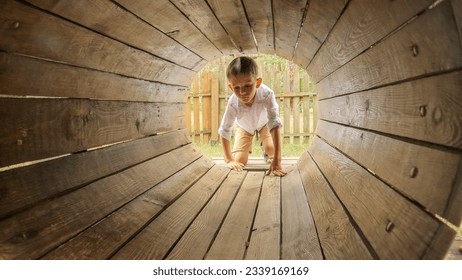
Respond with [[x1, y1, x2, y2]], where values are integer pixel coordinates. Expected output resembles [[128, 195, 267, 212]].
[[218, 83, 283, 141]]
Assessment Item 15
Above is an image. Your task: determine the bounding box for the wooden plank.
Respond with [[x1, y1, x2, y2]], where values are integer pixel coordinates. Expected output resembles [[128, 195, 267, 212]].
[[0, 130, 191, 220], [298, 152, 373, 259], [43, 156, 214, 259], [316, 1, 462, 99], [307, 0, 434, 83], [281, 167, 322, 260], [24, 0, 203, 70], [318, 72, 462, 149], [169, 0, 239, 54], [0, 145, 203, 259], [316, 120, 461, 221], [242, 0, 274, 54], [0, 1, 195, 86], [452, 0, 462, 47], [309, 137, 442, 259], [0, 52, 188, 102], [167, 170, 246, 260], [0, 98, 184, 167], [245, 176, 281, 260], [111, 165, 230, 260], [210, 78, 220, 143], [273, 0, 309, 60], [293, 0, 347, 68], [293, 96, 300, 144], [302, 96, 311, 143], [283, 97, 292, 144], [114, 0, 221, 62], [205, 172, 265, 260], [206, 0, 257, 53], [201, 72, 211, 143]]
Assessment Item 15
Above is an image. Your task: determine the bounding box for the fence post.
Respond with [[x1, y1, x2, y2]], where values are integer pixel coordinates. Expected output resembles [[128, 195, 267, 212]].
[[192, 76, 200, 143], [303, 96, 311, 143], [202, 72, 211, 144], [211, 78, 219, 144]]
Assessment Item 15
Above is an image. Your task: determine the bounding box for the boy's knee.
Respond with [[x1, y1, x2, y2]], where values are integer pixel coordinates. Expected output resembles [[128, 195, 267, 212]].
[[234, 152, 249, 165]]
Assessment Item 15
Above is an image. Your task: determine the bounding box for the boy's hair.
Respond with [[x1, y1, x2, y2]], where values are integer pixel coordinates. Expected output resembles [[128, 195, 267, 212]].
[[226, 56, 259, 79]]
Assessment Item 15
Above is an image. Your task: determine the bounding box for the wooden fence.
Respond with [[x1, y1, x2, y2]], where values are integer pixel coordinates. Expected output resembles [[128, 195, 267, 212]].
[[185, 70, 318, 145]]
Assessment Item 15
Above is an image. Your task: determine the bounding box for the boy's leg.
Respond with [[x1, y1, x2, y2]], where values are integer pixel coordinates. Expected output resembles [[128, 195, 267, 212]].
[[259, 124, 275, 162], [233, 126, 254, 165]]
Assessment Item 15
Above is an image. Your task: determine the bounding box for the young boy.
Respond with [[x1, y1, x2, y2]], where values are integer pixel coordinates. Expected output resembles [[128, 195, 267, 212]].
[[218, 56, 287, 177]]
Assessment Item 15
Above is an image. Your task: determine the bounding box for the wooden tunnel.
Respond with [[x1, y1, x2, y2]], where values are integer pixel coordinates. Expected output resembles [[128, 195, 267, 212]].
[[1, 0, 461, 260]]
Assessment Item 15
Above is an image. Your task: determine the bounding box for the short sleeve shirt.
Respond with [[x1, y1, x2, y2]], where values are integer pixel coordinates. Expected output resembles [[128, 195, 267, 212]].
[[218, 83, 283, 141]]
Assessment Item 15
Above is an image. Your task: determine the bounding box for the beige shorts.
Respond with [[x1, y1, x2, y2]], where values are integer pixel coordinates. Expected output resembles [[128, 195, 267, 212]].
[[233, 124, 272, 154]]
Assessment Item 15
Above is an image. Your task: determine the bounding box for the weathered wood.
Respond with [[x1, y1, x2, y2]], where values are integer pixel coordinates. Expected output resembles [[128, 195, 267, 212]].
[[24, 0, 203, 70], [302, 97, 311, 143], [43, 156, 214, 259], [201, 72, 212, 143], [205, 172, 265, 259], [114, 0, 221, 61], [452, 0, 462, 47], [316, 1, 462, 99], [0, 52, 188, 102], [206, 0, 257, 53], [307, 0, 434, 83], [0, 98, 184, 167], [241, 0, 274, 54], [273, 0, 308, 60], [210, 78, 220, 143], [309, 137, 442, 259], [169, 0, 238, 54], [293, 0, 347, 68], [167, 170, 246, 260], [0, 0, 195, 86], [111, 165, 230, 260], [245, 176, 281, 260], [317, 120, 461, 221], [318, 72, 462, 149], [281, 167, 322, 260], [0, 144, 203, 259], [298, 152, 373, 259], [0, 130, 191, 220]]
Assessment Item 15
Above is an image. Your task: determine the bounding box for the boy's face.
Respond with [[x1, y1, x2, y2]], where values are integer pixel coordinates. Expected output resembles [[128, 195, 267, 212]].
[[228, 74, 262, 106]]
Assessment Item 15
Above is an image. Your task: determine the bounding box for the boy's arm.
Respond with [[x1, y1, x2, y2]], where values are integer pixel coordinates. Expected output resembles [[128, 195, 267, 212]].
[[268, 126, 287, 177], [220, 136, 244, 171]]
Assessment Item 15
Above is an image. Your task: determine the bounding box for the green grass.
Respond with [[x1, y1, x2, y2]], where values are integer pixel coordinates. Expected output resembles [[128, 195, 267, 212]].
[[193, 136, 310, 158]]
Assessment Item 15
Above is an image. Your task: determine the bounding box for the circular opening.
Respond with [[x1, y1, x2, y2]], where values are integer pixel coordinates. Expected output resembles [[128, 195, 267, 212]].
[[186, 54, 316, 162]]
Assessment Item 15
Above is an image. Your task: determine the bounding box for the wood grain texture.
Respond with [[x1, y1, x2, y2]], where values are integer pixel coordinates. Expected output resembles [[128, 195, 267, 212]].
[[317, 120, 461, 222], [273, 0, 308, 60], [206, 0, 257, 53], [114, 0, 222, 61], [316, 1, 462, 98], [43, 156, 214, 260], [242, 0, 274, 54], [309, 137, 441, 259], [170, 0, 238, 54], [0, 0, 195, 86], [307, 0, 434, 83], [318, 72, 462, 149], [167, 170, 246, 260], [298, 152, 373, 259], [0, 130, 191, 220], [0, 52, 188, 102], [0, 98, 184, 167], [205, 172, 265, 260], [293, 0, 347, 68], [0, 144, 203, 259], [281, 167, 322, 260], [452, 0, 462, 47], [24, 0, 204, 70], [245, 175, 281, 260], [111, 165, 230, 260]]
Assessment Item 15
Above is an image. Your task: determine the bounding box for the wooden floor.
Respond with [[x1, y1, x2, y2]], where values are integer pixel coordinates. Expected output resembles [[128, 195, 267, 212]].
[[108, 157, 322, 260]]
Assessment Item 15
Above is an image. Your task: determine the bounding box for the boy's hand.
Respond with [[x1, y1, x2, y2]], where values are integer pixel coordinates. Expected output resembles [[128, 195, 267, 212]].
[[267, 161, 287, 177], [227, 160, 245, 171]]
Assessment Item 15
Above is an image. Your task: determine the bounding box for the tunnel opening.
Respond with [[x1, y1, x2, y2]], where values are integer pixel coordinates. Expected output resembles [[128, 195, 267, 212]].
[[0, 0, 461, 260]]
